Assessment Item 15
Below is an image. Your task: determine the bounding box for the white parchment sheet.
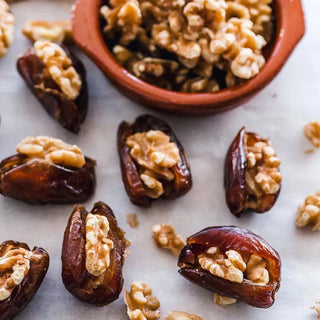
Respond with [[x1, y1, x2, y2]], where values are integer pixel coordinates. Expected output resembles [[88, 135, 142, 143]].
[[0, 0, 319, 319]]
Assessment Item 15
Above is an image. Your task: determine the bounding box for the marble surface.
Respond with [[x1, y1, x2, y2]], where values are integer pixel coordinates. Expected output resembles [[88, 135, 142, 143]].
[[0, 0, 318, 319]]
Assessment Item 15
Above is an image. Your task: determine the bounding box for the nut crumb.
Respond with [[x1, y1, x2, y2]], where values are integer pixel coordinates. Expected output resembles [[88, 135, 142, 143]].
[[312, 300, 320, 319], [17, 136, 86, 168], [305, 122, 320, 148], [305, 148, 315, 154], [127, 213, 140, 228], [152, 224, 185, 256], [124, 281, 160, 320], [296, 191, 320, 231], [213, 293, 237, 305], [164, 311, 203, 320]]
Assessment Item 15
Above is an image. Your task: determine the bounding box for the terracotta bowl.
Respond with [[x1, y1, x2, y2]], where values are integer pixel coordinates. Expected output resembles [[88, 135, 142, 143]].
[[72, 0, 305, 115]]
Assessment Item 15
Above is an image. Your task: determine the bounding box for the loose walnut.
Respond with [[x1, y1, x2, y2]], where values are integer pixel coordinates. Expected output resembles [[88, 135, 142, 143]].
[[213, 293, 237, 305], [0, 247, 32, 301], [304, 122, 320, 148], [124, 281, 160, 320], [296, 191, 320, 231], [164, 311, 203, 320], [181, 77, 219, 93], [152, 224, 185, 256], [0, 0, 14, 57], [17, 136, 85, 168], [23, 20, 73, 43], [85, 213, 114, 277], [312, 300, 320, 319], [34, 40, 82, 100], [126, 130, 181, 199]]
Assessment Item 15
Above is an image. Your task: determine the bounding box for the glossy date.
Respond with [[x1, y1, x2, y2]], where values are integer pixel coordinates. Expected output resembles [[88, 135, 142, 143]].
[[178, 226, 281, 308]]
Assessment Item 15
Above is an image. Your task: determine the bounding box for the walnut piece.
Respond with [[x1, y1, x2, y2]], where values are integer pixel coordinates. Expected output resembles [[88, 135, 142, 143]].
[[304, 122, 320, 148], [127, 213, 140, 228], [245, 134, 282, 209], [34, 40, 82, 100], [0, 0, 14, 58], [124, 281, 160, 320], [17, 136, 86, 168], [126, 130, 180, 199], [23, 20, 73, 43], [296, 191, 320, 231], [85, 213, 114, 278], [164, 311, 203, 320], [198, 247, 269, 285], [312, 300, 320, 319], [152, 224, 185, 256], [0, 247, 33, 301], [213, 293, 237, 305]]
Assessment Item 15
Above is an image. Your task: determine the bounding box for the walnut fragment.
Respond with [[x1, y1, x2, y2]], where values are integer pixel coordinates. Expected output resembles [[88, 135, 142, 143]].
[[164, 311, 203, 320], [213, 293, 237, 305], [23, 20, 73, 43], [296, 191, 320, 231], [305, 122, 320, 148], [124, 281, 160, 320], [127, 213, 140, 228], [152, 224, 185, 256], [312, 300, 320, 319], [0, 0, 14, 57]]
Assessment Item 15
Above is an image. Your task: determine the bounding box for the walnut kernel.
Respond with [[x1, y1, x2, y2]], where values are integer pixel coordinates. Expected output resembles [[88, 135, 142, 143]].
[[152, 224, 185, 256], [213, 293, 237, 305], [17, 136, 86, 168], [126, 130, 180, 199], [23, 20, 73, 43], [164, 311, 203, 320], [296, 191, 320, 231], [312, 300, 320, 319], [124, 281, 161, 320], [0, 247, 33, 301], [127, 213, 140, 228], [0, 0, 14, 58], [34, 41, 82, 100], [304, 122, 320, 148]]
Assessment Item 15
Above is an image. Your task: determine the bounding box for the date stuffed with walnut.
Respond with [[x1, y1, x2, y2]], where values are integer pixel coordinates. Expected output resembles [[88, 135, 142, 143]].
[[224, 127, 282, 217], [0, 136, 96, 204], [61, 201, 129, 306], [0, 241, 49, 320], [117, 114, 192, 207], [178, 226, 281, 308], [17, 40, 88, 133]]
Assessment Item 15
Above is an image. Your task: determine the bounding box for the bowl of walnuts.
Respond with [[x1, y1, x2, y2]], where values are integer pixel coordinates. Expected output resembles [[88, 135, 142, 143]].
[[72, 0, 305, 114]]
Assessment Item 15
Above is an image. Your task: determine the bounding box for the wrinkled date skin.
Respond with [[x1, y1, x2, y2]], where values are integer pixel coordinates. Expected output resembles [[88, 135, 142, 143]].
[[224, 127, 280, 217], [17, 46, 88, 134], [0, 241, 49, 320], [178, 226, 281, 308], [61, 201, 127, 306], [117, 114, 192, 207], [0, 154, 96, 204]]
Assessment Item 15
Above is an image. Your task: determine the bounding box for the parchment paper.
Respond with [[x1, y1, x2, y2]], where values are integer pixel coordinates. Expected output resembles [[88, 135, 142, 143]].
[[0, 0, 318, 319]]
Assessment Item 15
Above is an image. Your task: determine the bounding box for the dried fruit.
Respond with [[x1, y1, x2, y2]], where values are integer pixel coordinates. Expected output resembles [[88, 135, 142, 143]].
[[17, 41, 88, 133], [117, 114, 192, 207], [0, 240, 49, 320], [178, 226, 281, 308], [0, 136, 96, 204], [224, 127, 282, 216], [61, 202, 129, 306]]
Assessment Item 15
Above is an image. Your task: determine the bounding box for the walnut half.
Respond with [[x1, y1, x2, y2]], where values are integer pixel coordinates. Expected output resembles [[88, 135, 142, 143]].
[[124, 281, 161, 320], [164, 311, 203, 320], [17, 136, 86, 168]]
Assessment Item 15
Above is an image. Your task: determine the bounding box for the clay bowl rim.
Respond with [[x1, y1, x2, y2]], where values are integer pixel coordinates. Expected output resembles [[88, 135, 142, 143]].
[[72, 0, 305, 114]]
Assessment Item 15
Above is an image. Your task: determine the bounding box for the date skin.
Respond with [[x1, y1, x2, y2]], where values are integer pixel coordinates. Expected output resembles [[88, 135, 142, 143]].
[[178, 226, 281, 308], [61, 201, 127, 306], [0, 154, 96, 204], [117, 114, 192, 207], [17, 45, 88, 134], [224, 127, 280, 217], [0, 241, 49, 320]]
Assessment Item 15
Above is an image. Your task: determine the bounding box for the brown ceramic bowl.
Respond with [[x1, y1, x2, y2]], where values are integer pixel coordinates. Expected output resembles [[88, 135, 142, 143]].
[[72, 0, 305, 115]]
